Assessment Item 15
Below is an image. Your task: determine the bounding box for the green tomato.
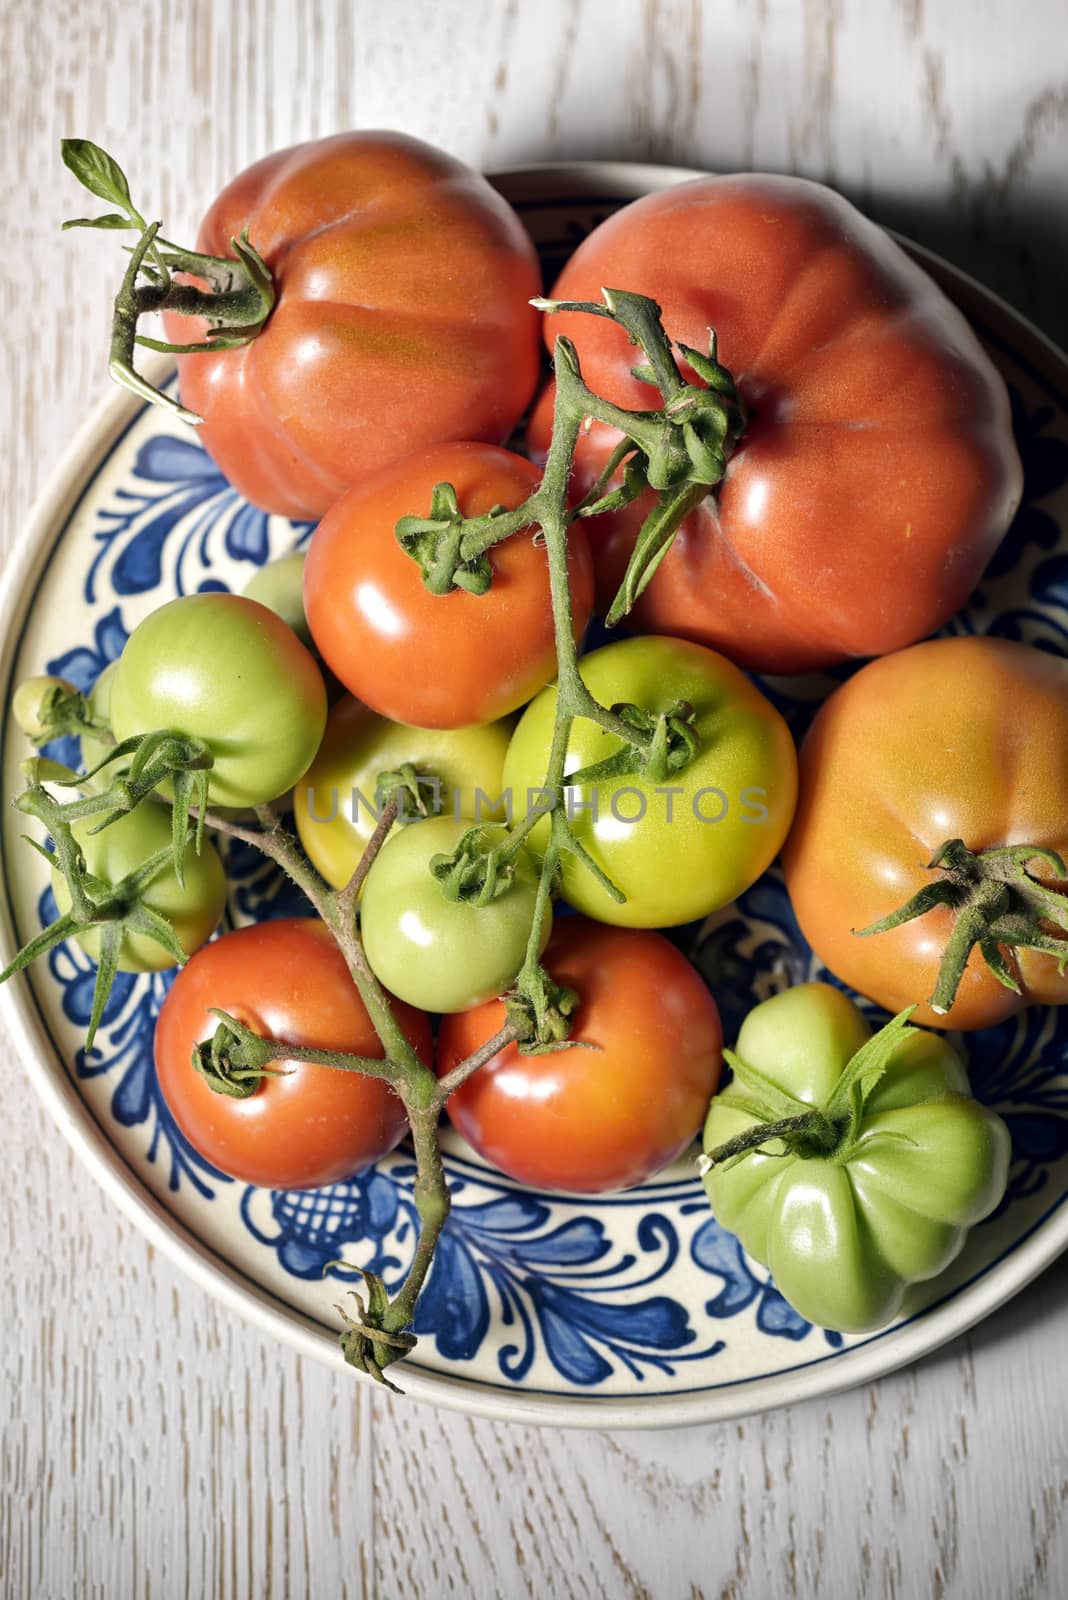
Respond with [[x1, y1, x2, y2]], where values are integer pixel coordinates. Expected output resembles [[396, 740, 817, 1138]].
[[109, 594, 327, 808], [11, 675, 77, 741], [294, 696, 513, 889], [359, 814, 548, 1013], [52, 804, 227, 972], [79, 660, 120, 778], [701, 983, 1011, 1332], [502, 635, 797, 928], [241, 552, 311, 646]]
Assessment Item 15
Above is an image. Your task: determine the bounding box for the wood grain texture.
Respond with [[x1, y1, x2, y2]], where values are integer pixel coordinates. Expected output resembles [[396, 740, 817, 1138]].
[[2, 1, 1067, 1596]]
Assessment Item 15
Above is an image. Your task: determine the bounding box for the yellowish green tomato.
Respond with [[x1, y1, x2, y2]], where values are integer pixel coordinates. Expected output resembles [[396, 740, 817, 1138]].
[[52, 805, 227, 972], [359, 815, 548, 1013], [701, 983, 1011, 1333], [241, 552, 312, 646], [294, 696, 513, 889], [502, 635, 797, 928], [108, 594, 327, 808]]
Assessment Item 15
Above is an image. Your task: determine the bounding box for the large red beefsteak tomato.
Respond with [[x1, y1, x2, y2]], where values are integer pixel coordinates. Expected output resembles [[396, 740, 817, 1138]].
[[530, 175, 1022, 674]]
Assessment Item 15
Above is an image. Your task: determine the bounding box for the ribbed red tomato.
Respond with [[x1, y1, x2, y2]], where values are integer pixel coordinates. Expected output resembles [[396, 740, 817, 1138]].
[[436, 918, 723, 1193], [163, 132, 541, 518], [530, 175, 1022, 673], [304, 442, 594, 729], [155, 919, 430, 1189]]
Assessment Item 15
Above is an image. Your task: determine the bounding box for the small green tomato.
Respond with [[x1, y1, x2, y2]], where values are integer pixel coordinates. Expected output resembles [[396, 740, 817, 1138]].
[[108, 593, 327, 808], [12, 675, 78, 742], [52, 805, 227, 972], [701, 983, 1010, 1333], [359, 815, 548, 1013]]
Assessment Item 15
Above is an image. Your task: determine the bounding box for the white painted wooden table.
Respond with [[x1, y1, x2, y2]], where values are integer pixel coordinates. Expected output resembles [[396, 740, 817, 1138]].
[[3, 3, 1067, 1595]]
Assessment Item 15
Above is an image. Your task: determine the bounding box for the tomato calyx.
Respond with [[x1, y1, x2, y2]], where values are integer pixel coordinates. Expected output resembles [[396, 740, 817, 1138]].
[[394, 481, 502, 597], [504, 970, 583, 1055], [428, 820, 539, 907], [534, 288, 745, 626], [61, 140, 275, 425], [374, 762, 445, 823], [566, 697, 700, 786], [699, 1006, 917, 1171], [855, 839, 1068, 1014]]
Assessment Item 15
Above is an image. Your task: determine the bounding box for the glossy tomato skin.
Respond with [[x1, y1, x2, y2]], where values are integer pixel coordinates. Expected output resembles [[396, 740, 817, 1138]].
[[293, 695, 513, 888], [162, 132, 542, 518], [109, 594, 327, 808], [304, 443, 594, 729], [502, 635, 797, 927], [155, 919, 429, 1188], [359, 815, 549, 1013], [438, 917, 723, 1193], [702, 984, 1009, 1331], [531, 176, 1022, 674], [782, 636, 1068, 1030], [53, 805, 227, 971]]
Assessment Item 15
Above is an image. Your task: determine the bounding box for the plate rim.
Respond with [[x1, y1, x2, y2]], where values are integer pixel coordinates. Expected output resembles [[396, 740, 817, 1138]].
[[3, 159, 1068, 1430]]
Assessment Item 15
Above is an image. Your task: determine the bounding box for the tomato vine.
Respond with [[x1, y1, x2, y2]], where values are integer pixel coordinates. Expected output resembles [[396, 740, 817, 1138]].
[[5, 269, 745, 1387]]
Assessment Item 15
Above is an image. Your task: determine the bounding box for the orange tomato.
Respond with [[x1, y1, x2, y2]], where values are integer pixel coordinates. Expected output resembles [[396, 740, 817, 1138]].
[[304, 442, 594, 729], [436, 917, 723, 1193], [531, 175, 1022, 674], [163, 132, 541, 518], [155, 919, 429, 1188], [782, 636, 1068, 1029]]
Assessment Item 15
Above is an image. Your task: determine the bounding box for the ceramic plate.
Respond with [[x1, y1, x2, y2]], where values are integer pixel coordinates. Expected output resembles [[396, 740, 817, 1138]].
[[3, 162, 1068, 1430]]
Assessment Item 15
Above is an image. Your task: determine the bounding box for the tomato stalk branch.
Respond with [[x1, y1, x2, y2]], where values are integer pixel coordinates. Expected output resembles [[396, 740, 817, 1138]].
[[397, 288, 744, 631], [61, 139, 275, 424], [200, 795, 518, 1384]]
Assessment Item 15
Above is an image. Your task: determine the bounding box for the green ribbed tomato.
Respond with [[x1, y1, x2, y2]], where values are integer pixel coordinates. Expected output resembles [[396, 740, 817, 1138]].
[[701, 983, 1010, 1332]]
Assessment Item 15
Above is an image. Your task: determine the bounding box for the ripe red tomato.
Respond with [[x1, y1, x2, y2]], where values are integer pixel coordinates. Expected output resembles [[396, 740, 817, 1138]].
[[782, 637, 1068, 1030], [531, 175, 1022, 673], [155, 919, 430, 1188], [436, 918, 723, 1193], [304, 442, 595, 728], [163, 132, 541, 518]]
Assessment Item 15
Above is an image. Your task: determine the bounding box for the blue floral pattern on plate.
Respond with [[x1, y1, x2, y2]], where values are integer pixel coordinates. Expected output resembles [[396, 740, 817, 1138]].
[[5, 192, 1068, 1405]]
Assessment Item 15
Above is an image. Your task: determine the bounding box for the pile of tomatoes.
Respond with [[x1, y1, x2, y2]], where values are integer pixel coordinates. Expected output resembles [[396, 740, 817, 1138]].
[[22, 128, 1068, 1343]]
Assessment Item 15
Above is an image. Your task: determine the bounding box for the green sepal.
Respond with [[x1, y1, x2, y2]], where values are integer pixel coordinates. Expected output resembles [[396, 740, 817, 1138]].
[[395, 481, 496, 597], [430, 824, 516, 907], [855, 838, 1068, 1013], [375, 762, 443, 823], [505, 968, 584, 1054]]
